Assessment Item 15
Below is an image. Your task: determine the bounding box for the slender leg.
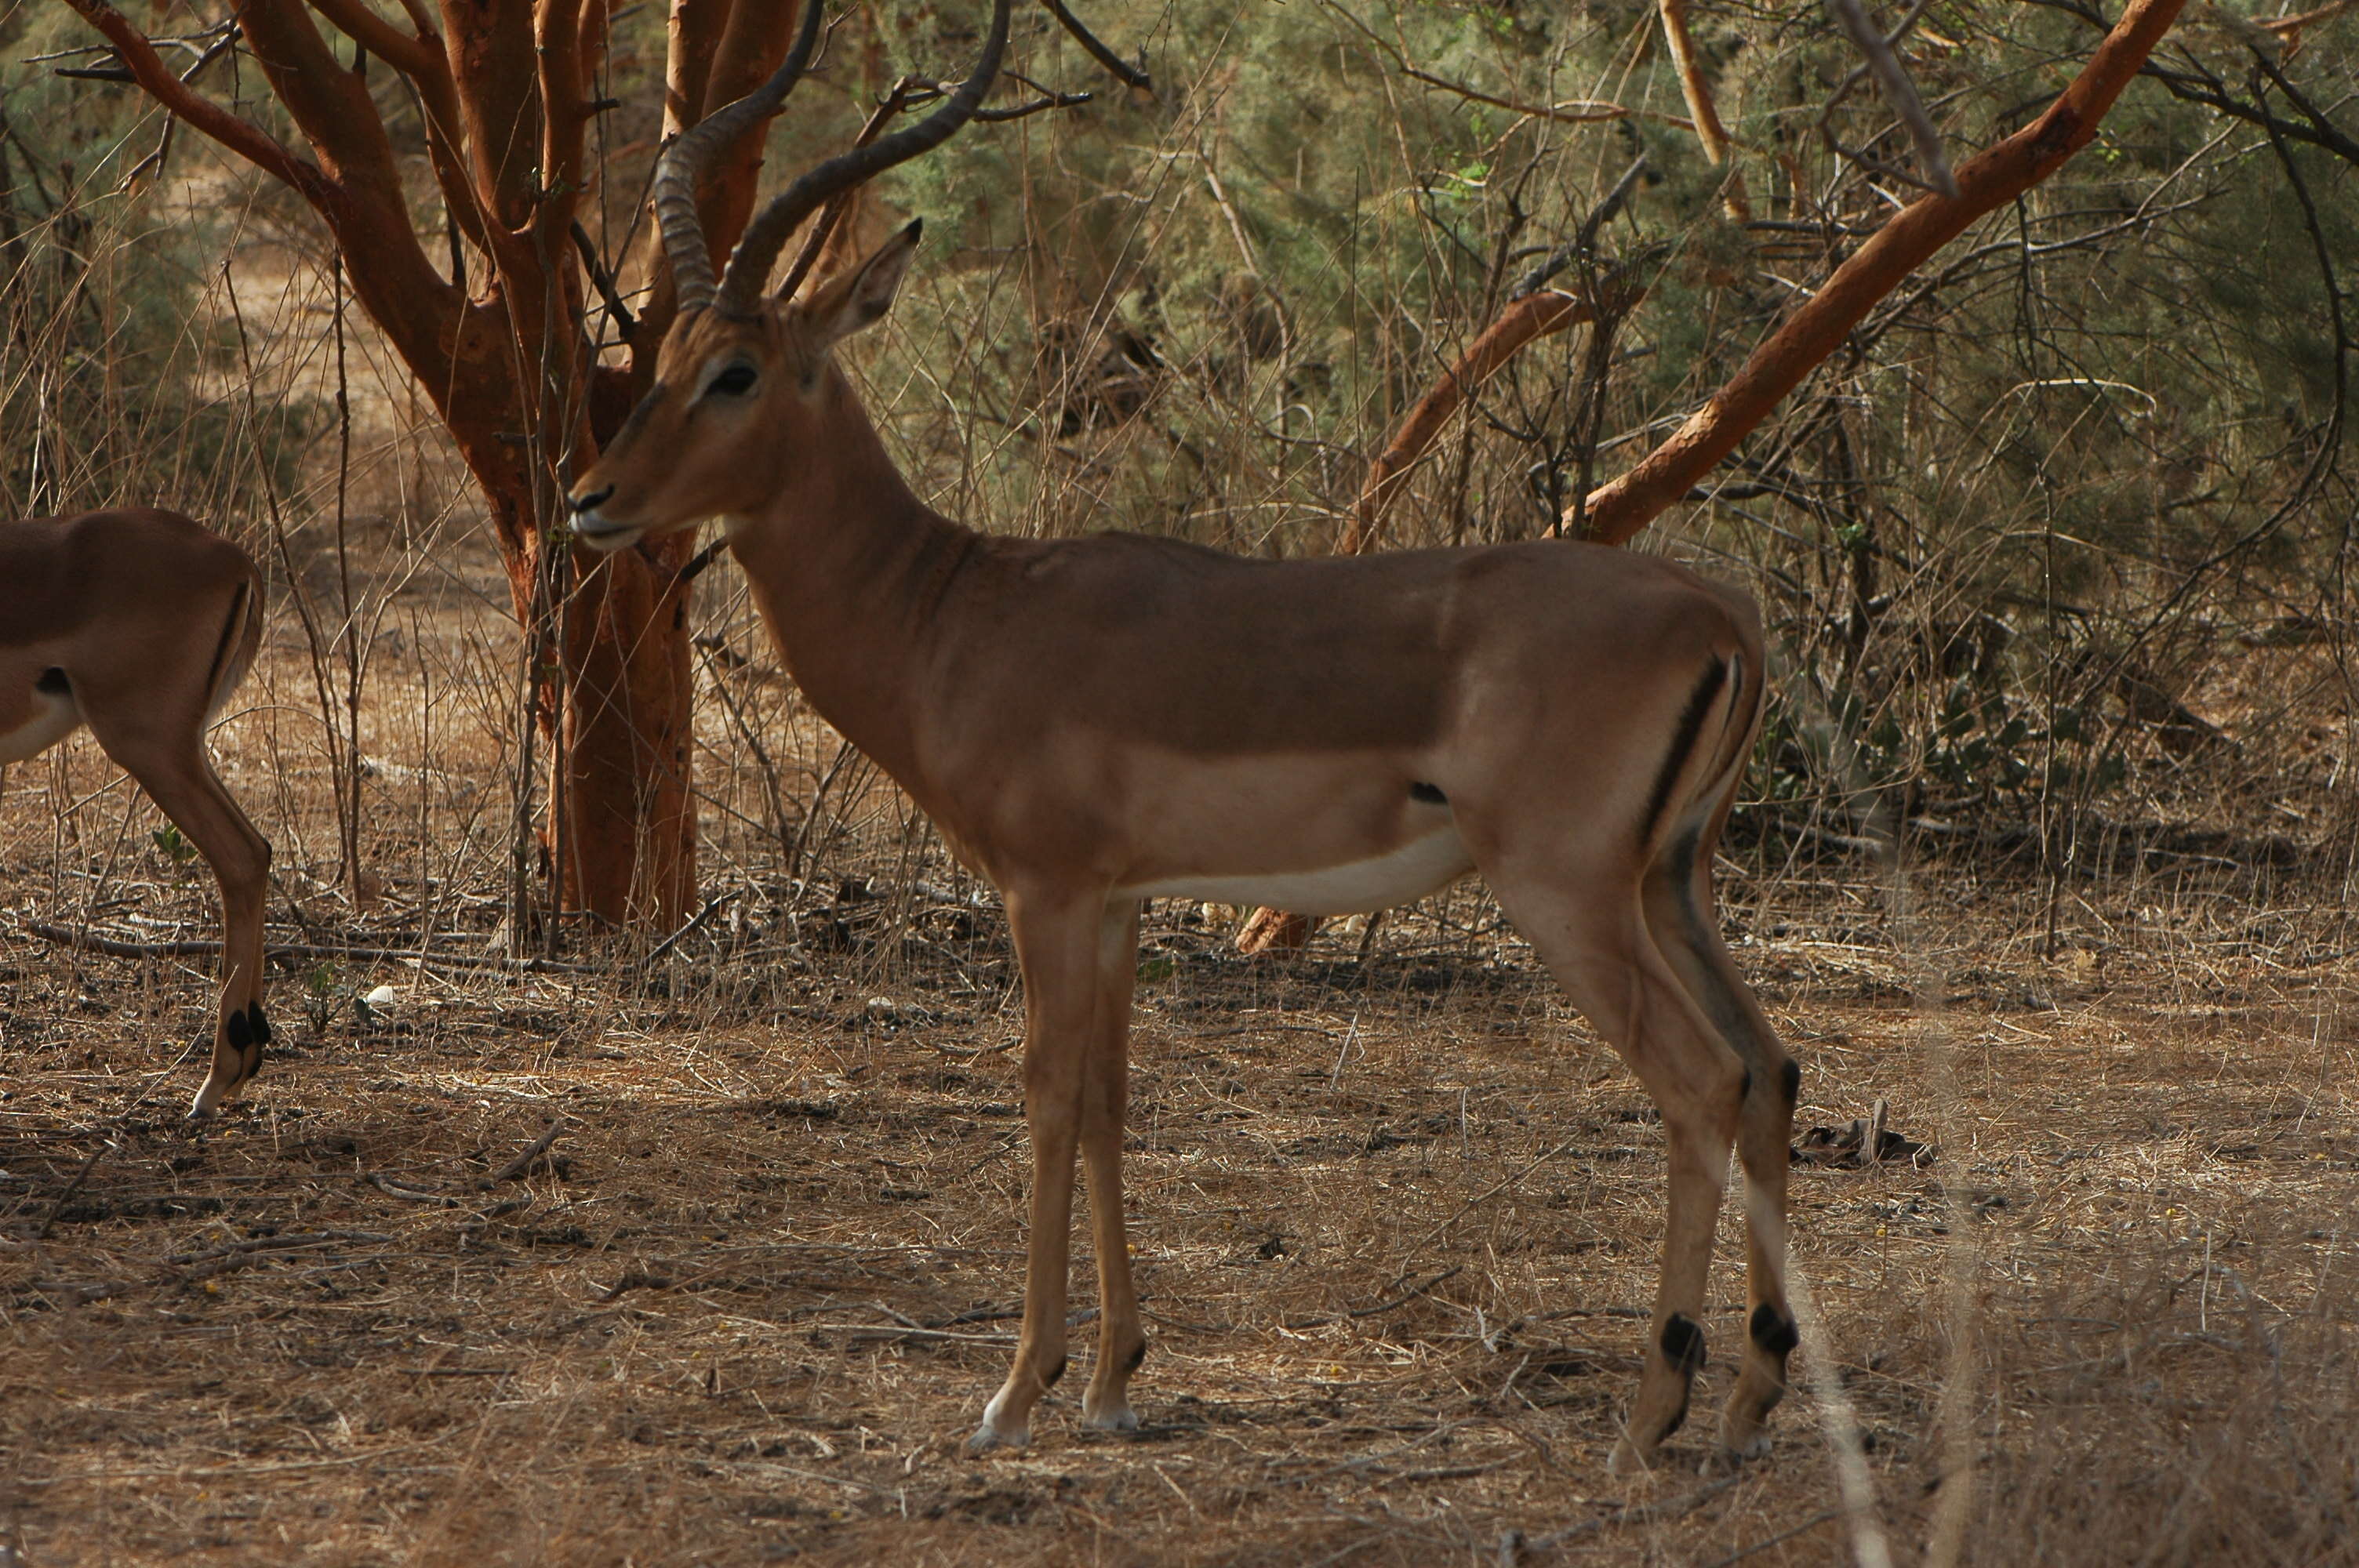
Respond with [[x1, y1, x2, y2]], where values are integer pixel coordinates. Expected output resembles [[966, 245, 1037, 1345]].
[[1079, 898, 1146, 1431], [1643, 838, 1797, 1457], [971, 886, 1107, 1451], [1485, 867, 1748, 1475], [77, 717, 271, 1119]]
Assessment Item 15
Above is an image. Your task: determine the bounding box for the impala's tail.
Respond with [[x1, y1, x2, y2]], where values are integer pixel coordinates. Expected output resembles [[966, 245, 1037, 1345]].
[[202, 564, 266, 727]]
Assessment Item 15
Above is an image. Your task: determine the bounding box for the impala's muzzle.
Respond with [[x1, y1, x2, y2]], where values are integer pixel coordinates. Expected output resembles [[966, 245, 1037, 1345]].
[[567, 485, 640, 551]]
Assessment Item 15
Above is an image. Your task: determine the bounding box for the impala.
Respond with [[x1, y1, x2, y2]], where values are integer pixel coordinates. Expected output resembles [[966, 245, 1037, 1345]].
[[571, 0, 1801, 1472], [2, 507, 271, 1118]]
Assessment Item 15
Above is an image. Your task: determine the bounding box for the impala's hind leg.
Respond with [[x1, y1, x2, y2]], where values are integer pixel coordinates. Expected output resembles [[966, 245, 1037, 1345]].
[[1643, 829, 1797, 1458], [75, 677, 270, 1118], [1485, 866, 1747, 1474], [1079, 899, 1147, 1432]]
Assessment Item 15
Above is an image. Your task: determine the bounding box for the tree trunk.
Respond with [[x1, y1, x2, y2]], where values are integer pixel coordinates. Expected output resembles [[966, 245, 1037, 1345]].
[[65, 0, 812, 931], [560, 537, 699, 924]]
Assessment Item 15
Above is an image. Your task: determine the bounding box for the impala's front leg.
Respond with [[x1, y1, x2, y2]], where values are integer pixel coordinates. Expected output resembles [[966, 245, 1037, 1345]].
[[1079, 899, 1145, 1432], [971, 887, 1107, 1452]]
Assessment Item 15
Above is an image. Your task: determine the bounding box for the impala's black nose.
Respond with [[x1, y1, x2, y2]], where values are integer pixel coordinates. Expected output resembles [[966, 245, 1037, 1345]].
[[569, 484, 614, 514]]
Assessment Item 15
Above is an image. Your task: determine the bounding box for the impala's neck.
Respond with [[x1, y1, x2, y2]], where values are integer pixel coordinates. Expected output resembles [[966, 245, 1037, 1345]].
[[725, 368, 973, 785]]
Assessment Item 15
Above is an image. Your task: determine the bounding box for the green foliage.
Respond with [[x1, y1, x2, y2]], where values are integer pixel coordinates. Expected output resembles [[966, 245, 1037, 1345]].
[[149, 823, 197, 866]]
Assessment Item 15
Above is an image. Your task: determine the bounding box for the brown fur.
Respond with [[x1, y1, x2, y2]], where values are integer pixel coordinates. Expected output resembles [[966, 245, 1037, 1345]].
[[571, 228, 1800, 1472], [0, 509, 271, 1117]]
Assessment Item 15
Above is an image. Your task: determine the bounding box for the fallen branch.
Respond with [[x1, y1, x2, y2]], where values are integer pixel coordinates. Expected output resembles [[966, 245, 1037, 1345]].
[[165, 1229, 394, 1265], [34, 1141, 114, 1241], [485, 1119, 569, 1185], [369, 1173, 461, 1207], [23, 921, 589, 975]]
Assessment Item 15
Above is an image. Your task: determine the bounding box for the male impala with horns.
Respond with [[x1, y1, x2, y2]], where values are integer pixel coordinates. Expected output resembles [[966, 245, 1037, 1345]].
[[572, 0, 1803, 1474]]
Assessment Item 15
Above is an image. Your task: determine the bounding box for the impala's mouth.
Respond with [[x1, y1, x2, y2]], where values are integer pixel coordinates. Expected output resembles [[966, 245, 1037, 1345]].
[[568, 486, 643, 550], [570, 514, 644, 552]]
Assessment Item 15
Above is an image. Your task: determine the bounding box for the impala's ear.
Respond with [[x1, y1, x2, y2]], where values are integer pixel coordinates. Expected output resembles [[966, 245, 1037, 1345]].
[[802, 220, 921, 361]]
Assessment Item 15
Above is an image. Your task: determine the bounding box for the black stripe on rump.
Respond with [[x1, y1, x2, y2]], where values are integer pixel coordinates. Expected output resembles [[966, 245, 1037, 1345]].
[[203, 582, 249, 704], [1637, 659, 1729, 848]]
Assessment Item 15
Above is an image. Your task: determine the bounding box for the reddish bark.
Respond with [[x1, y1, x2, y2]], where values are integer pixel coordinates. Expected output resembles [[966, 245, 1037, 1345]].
[[1342, 289, 1611, 556], [1656, 0, 1730, 167], [66, 0, 811, 929], [1576, 0, 2189, 543]]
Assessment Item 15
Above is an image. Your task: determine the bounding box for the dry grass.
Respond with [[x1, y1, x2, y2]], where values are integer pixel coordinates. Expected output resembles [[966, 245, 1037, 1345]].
[[4, 605, 2356, 1567]]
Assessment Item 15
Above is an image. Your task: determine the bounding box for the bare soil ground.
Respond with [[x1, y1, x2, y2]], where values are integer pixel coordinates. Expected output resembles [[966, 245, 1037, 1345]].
[[3, 601, 2356, 1567]]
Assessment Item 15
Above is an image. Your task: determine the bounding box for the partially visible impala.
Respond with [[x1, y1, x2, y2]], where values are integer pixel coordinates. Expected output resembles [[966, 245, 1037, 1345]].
[[573, 0, 1801, 1473], [1, 507, 271, 1118]]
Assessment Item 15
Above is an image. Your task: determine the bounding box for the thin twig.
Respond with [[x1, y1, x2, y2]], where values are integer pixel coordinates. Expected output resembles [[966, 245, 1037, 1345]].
[[643, 890, 740, 964], [33, 1141, 114, 1241]]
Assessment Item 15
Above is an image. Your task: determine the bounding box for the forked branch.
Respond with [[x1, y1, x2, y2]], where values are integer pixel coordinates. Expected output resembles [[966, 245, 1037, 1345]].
[[60, 0, 323, 200]]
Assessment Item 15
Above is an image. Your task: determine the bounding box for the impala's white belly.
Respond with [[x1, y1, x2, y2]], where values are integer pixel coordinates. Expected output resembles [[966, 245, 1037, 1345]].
[[1118, 826, 1474, 916], [0, 688, 82, 766]]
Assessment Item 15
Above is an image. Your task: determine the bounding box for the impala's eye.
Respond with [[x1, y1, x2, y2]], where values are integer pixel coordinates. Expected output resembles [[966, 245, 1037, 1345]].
[[704, 363, 758, 398]]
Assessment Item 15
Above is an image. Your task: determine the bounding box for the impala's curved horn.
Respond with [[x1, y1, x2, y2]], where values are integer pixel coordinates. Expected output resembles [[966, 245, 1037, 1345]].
[[652, 0, 827, 316], [713, 0, 1010, 317]]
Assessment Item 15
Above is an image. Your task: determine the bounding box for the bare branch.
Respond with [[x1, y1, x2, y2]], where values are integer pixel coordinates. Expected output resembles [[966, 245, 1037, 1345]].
[[1658, 0, 1730, 164], [2259, 0, 2354, 57], [1039, 0, 1150, 94], [60, 0, 325, 199], [1344, 290, 1612, 555], [572, 218, 637, 342], [307, 0, 439, 80], [1824, 0, 1959, 199], [776, 74, 927, 302], [978, 71, 1093, 121], [534, 0, 588, 243], [1574, 0, 2189, 543], [1511, 154, 1650, 299]]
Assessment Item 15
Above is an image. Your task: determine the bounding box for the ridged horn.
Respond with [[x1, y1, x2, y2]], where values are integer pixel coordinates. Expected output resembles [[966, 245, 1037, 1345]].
[[712, 0, 1010, 316], [651, 0, 827, 316]]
